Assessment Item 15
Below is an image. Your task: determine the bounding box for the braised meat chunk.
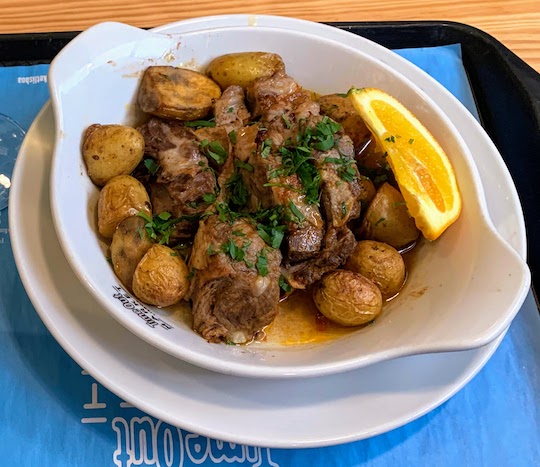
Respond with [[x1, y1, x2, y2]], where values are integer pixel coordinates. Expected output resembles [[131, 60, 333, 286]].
[[245, 143, 325, 262], [138, 118, 217, 239], [214, 85, 251, 132], [189, 215, 282, 343], [311, 129, 362, 228], [285, 227, 357, 289]]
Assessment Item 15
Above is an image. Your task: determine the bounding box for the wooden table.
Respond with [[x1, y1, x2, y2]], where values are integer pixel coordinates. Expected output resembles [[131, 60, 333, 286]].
[[0, 0, 538, 72]]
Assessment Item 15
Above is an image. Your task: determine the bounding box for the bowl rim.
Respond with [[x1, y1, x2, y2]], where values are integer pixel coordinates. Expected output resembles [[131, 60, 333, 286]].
[[48, 20, 530, 379]]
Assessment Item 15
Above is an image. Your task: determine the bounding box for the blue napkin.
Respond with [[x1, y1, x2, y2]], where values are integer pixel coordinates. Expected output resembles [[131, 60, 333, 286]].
[[1, 44, 539, 467]]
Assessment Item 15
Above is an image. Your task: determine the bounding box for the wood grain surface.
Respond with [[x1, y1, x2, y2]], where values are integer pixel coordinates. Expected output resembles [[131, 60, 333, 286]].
[[0, 0, 538, 72]]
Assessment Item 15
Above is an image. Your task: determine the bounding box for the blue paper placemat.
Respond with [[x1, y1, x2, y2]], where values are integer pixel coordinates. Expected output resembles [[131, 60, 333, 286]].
[[1, 44, 540, 467]]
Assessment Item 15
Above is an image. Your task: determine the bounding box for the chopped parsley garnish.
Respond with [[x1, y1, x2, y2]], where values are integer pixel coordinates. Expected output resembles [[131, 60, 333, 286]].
[[202, 192, 217, 204], [253, 206, 287, 249], [215, 202, 243, 223], [341, 202, 348, 218], [323, 155, 357, 182], [269, 116, 344, 204], [143, 158, 160, 176], [309, 116, 342, 151], [184, 119, 216, 128], [282, 114, 293, 129], [256, 249, 269, 277], [229, 130, 237, 145], [137, 211, 181, 245], [375, 217, 386, 226], [220, 238, 254, 270], [263, 182, 299, 191], [260, 139, 273, 158], [288, 201, 305, 224], [279, 275, 292, 293], [236, 160, 254, 172], [408, 138, 414, 144], [274, 145, 320, 204], [227, 106, 234, 113], [200, 139, 228, 165], [384, 135, 396, 143], [257, 223, 285, 249], [225, 165, 249, 209]]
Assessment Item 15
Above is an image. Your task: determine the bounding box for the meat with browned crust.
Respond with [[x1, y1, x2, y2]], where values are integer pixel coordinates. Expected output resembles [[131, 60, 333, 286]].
[[188, 215, 282, 343], [138, 118, 216, 239]]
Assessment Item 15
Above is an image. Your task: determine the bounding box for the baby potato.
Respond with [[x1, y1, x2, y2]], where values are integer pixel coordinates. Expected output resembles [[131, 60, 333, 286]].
[[313, 270, 382, 326], [319, 94, 372, 145], [132, 244, 190, 307], [98, 175, 151, 239], [361, 183, 420, 249], [138, 66, 221, 121], [83, 124, 145, 187], [110, 216, 154, 291], [346, 240, 405, 299], [206, 52, 285, 90]]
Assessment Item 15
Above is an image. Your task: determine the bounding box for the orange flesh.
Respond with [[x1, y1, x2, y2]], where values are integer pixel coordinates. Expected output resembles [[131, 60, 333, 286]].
[[372, 100, 452, 213]]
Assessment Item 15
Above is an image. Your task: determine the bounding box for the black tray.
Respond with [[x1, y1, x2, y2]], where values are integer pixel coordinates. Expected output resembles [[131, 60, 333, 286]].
[[1, 21, 539, 294]]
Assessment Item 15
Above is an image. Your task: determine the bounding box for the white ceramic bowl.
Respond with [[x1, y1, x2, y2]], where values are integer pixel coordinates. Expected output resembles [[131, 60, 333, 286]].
[[48, 20, 530, 378]]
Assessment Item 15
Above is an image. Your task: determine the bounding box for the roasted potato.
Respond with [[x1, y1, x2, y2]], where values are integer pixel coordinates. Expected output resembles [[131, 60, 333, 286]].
[[82, 124, 145, 187], [361, 183, 420, 248], [98, 175, 152, 239], [110, 216, 154, 291], [318, 94, 372, 151], [346, 240, 405, 299], [313, 270, 382, 326], [138, 66, 221, 121], [206, 52, 285, 90], [132, 244, 190, 307]]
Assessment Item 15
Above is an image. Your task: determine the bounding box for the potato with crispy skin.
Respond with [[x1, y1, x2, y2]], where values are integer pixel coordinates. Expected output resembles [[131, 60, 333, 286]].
[[110, 216, 154, 291], [97, 175, 151, 239], [138, 66, 221, 121], [361, 183, 420, 248], [318, 94, 372, 151], [346, 240, 405, 299], [132, 244, 190, 307], [82, 124, 144, 187], [313, 270, 382, 326], [206, 52, 285, 90]]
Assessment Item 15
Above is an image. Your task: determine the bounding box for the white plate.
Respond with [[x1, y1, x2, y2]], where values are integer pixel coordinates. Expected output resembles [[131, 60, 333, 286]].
[[9, 16, 526, 448]]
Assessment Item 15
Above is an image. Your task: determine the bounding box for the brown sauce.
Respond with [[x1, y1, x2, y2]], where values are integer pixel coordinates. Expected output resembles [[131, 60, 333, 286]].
[[264, 290, 358, 345], [167, 240, 424, 346]]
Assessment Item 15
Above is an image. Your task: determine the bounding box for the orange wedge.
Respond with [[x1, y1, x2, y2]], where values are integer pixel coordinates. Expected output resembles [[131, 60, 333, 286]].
[[349, 88, 461, 241]]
